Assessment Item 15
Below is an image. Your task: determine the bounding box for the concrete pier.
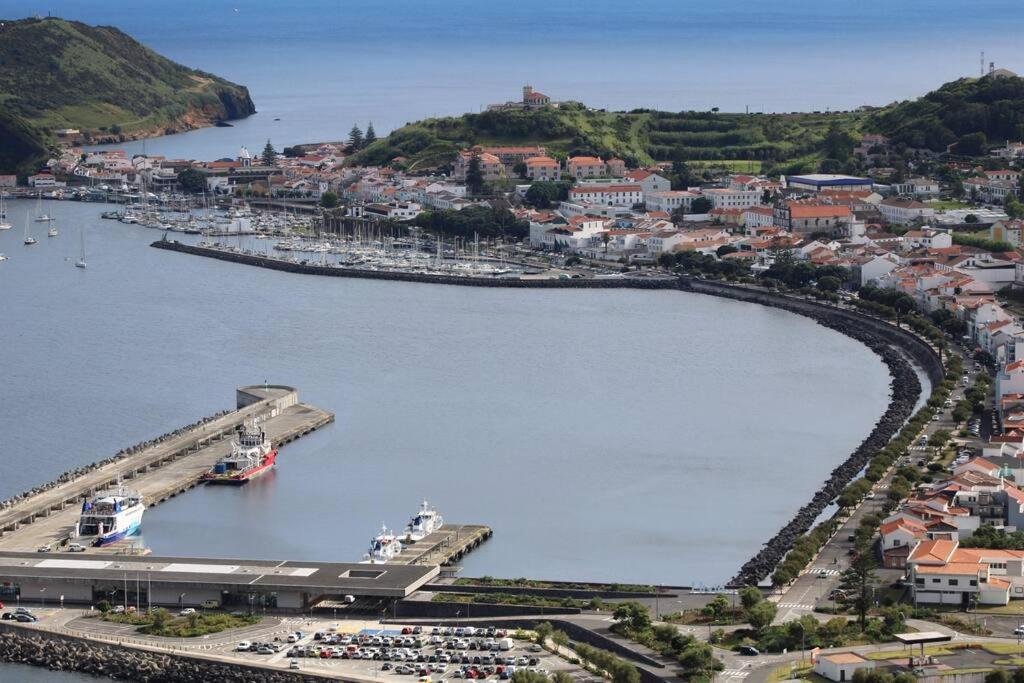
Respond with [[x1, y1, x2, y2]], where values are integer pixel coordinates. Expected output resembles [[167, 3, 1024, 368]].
[[392, 525, 493, 566], [0, 385, 333, 552]]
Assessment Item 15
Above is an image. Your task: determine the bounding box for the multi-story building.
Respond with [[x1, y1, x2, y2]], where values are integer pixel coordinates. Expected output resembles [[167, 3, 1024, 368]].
[[645, 190, 700, 214], [524, 156, 561, 181], [879, 197, 936, 225], [702, 187, 760, 210], [567, 184, 643, 207]]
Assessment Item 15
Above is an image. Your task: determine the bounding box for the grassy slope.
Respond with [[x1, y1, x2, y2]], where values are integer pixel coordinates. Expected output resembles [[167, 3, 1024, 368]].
[[350, 103, 863, 172], [869, 74, 1024, 151], [0, 17, 255, 133], [0, 16, 256, 172], [354, 76, 1024, 172]]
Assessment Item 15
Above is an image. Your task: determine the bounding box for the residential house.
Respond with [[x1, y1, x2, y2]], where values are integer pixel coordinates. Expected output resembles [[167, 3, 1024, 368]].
[[567, 184, 643, 207]]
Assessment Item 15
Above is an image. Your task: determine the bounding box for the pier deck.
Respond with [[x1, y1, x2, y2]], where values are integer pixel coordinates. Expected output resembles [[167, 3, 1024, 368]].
[[391, 525, 492, 566], [0, 386, 333, 553]]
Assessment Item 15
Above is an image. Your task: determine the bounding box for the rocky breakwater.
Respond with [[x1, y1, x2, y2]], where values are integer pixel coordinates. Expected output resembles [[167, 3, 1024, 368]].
[[0, 628, 316, 682], [0, 410, 230, 513], [728, 307, 924, 586]]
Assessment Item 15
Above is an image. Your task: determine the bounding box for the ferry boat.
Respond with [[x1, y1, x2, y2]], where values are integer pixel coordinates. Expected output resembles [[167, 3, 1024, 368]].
[[362, 525, 403, 564], [202, 419, 277, 484], [78, 489, 145, 546], [405, 500, 444, 542]]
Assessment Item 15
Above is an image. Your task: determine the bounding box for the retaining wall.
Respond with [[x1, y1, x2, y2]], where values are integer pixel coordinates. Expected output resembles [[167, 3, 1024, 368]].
[[423, 583, 668, 600], [0, 624, 321, 682], [395, 599, 581, 619]]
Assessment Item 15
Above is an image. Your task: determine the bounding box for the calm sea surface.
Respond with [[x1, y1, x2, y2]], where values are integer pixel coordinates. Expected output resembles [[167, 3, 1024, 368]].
[[2, 0, 1022, 160]]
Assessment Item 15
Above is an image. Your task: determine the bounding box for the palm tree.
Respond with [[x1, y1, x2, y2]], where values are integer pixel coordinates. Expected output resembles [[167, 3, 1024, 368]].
[[601, 232, 611, 254]]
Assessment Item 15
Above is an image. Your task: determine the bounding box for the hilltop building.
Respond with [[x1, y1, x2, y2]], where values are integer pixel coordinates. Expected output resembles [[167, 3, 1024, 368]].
[[487, 85, 558, 111]]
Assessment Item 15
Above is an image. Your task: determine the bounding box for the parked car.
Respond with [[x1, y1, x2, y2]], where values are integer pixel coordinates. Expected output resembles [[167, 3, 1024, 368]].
[[67, 543, 87, 553], [739, 646, 760, 656], [36, 544, 51, 553], [289, 661, 301, 670], [179, 608, 196, 616], [15, 614, 38, 622], [236, 641, 252, 652]]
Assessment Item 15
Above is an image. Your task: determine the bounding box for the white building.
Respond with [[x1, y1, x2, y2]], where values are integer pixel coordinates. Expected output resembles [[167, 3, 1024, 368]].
[[702, 188, 760, 210], [814, 653, 874, 683], [645, 191, 700, 214], [878, 197, 936, 225], [567, 184, 643, 207]]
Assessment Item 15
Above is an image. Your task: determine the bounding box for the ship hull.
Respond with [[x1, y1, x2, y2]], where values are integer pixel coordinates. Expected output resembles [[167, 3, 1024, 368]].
[[203, 450, 277, 485]]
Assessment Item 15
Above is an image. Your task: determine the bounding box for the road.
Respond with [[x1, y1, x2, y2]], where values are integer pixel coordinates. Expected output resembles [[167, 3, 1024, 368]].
[[772, 344, 984, 625]]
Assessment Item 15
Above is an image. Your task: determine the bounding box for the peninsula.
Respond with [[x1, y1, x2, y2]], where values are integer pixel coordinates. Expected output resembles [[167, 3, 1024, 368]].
[[0, 17, 255, 174]]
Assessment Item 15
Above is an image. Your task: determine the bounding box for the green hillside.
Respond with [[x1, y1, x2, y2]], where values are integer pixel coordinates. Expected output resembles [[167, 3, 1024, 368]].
[[0, 16, 256, 173], [350, 102, 862, 172], [352, 75, 1024, 174], [869, 73, 1024, 153]]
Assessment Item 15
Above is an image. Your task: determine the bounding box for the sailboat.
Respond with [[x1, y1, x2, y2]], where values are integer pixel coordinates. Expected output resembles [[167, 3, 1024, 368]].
[[75, 226, 87, 268], [34, 192, 53, 222], [0, 192, 10, 230], [23, 211, 37, 245], [48, 223, 59, 237]]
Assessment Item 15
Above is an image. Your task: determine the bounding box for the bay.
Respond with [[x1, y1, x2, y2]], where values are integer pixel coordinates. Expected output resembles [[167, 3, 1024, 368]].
[[0, 199, 891, 585]]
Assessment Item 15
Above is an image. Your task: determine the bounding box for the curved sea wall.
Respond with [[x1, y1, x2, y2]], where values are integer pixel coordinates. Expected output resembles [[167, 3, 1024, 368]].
[[154, 240, 941, 584], [680, 279, 942, 584], [0, 627, 316, 682]]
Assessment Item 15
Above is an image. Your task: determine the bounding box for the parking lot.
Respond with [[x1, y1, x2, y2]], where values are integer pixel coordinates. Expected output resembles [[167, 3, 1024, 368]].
[[220, 620, 589, 681]]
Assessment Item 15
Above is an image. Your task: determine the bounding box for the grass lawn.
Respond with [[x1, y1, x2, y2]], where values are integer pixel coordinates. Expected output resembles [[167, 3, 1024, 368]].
[[926, 201, 972, 211], [864, 645, 962, 660], [768, 662, 823, 683], [688, 159, 763, 173], [994, 658, 1024, 665], [99, 611, 260, 638], [980, 643, 1024, 655], [972, 602, 1024, 616]]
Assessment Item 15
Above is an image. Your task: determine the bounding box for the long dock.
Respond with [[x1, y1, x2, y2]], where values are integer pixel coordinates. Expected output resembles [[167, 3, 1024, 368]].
[[0, 385, 333, 552], [391, 525, 493, 566]]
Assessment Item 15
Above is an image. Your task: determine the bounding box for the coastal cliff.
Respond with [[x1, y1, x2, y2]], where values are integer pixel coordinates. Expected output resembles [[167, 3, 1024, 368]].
[[0, 16, 256, 172]]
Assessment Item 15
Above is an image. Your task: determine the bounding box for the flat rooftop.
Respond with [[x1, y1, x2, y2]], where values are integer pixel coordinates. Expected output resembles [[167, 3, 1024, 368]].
[[0, 551, 437, 597], [894, 632, 953, 645], [788, 174, 871, 185]]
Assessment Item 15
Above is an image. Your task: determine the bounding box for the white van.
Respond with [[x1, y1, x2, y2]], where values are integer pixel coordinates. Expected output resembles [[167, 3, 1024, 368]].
[[498, 638, 514, 651]]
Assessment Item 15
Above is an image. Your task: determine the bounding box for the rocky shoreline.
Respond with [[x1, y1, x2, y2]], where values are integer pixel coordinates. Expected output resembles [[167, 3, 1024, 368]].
[[0, 629, 315, 682], [728, 317, 922, 585]]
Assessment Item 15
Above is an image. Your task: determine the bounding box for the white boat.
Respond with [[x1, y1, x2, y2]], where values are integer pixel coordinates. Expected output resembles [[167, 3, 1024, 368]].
[[362, 524, 403, 564], [33, 192, 53, 222], [75, 225, 87, 268], [47, 225, 58, 237], [0, 254, 7, 262], [23, 211, 36, 245], [77, 488, 145, 546], [405, 500, 444, 541]]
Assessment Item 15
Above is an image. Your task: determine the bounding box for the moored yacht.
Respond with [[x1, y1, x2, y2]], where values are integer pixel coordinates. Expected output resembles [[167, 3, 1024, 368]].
[[405, 500, 444, 541], [77, 489, 145, 546], [362, 524, 403, 563]]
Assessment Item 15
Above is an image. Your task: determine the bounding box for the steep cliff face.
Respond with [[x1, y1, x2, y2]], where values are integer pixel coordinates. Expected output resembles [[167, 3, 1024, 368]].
[[0, 16, 256, 171]]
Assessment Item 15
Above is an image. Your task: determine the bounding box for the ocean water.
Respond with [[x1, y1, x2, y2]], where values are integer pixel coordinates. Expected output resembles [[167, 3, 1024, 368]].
[[2, 0, 1022, 160]]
